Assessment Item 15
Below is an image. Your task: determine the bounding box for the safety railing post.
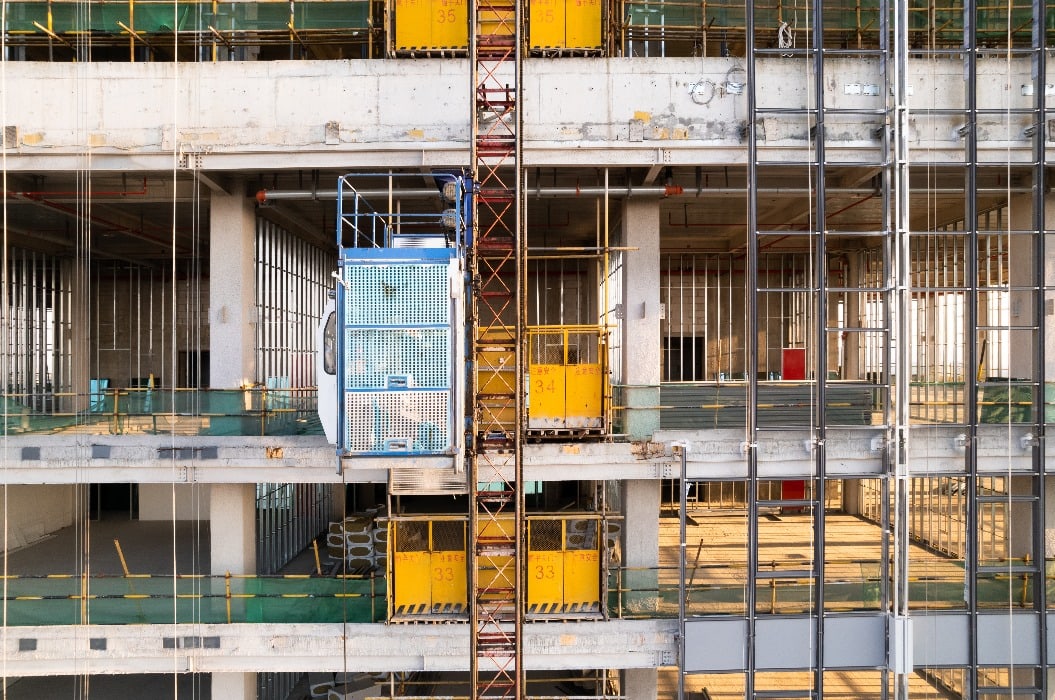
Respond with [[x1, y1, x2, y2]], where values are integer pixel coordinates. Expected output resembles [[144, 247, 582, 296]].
[[225, 572, 232, 623]]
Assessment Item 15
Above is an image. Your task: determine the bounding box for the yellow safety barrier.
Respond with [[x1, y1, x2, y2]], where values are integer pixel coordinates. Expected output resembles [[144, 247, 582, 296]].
[[527, 517, 602, 615], [390, 0, 468, 52], [390, 518, 468, 618], [527, 325, 607, 433], [388, 514, 606, 620]]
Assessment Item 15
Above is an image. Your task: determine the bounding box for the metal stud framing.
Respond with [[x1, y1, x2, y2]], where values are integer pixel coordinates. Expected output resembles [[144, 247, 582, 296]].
[[469, 0, 524, 693], [4, 247, 73, 412]]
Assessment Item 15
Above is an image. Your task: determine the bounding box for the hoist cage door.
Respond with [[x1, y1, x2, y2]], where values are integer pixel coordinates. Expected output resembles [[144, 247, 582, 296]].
[[389, 518, 468, 618], [526, 515, 603, 616], [390, 0, 469, 52], [336, 248, 465, 460], [529, 0, 602, 50], [527, 326, 607, 431]]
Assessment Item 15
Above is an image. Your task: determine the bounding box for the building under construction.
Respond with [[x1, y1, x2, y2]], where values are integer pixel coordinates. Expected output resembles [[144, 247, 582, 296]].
[[0, 1, 1053, 698]]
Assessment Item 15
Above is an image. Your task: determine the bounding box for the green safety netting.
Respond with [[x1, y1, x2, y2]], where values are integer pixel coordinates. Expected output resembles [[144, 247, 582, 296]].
[[0, 388, 324, 437], [3, 2, 369, 35], [0, 575, 382, 625], [622, 0, 1054, 37]]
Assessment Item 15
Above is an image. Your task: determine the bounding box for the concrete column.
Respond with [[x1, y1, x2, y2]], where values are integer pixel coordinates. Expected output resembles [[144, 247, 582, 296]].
[[212, 672, 255, 700], [331, 483, 347, 522], [138, 484, 208, 520], [210, 484, 256, 575], [1007, 476, 1034, 564], [842, 478, 862, 516], [619, 479, 661, 700], [620, 479, 660, 611], [620, 199, 662, 439], [827, 283, 841, 380], [842, 254, 862, 381], [209, 183, 257, 389], [1044, 479, 1055, 562], [621, 668, 658, 700]]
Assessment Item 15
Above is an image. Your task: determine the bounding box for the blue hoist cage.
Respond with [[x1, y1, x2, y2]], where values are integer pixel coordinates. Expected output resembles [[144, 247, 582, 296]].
[[333, 173, 471, 469]]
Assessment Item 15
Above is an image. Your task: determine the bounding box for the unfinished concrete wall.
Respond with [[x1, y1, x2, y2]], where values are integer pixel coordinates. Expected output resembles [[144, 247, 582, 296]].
[[139, 483, 210, 521], [0, 484, 78, 551], [0, 57, 1034, 172]]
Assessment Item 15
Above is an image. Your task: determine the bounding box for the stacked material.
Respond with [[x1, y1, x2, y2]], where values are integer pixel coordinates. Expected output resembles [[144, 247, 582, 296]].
[[309, 671, 379, 699], [325, 510, 386, 573], [372, 522, 388, 573], [327, 672, 379, 699], [605, 520, 622, 564]]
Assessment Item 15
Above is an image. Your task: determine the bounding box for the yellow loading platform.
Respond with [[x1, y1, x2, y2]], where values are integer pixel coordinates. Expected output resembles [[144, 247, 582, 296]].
[[389, 518, 467, 618], [389, 0, 468, 52], [529, 0, 602, 52], [527, 325, 608, 434], [388, 514, 605, 621]]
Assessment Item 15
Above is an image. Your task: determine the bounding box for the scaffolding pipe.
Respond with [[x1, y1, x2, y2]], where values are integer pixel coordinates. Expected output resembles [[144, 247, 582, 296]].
[[744, 1, 760, 696], [810, 0, 828, 690], [964, 4, 980, 696], [891, 0, 912, 693], [1031, 1, 1048, 695]]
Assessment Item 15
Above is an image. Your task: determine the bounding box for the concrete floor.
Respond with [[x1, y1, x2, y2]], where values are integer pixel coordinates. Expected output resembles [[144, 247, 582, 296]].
[[5, 515, 210, 576], [658, 509, 970, 614], [659, 668, 959, 699], [0, 508, 981, 699], [5, 673, 210, 699]]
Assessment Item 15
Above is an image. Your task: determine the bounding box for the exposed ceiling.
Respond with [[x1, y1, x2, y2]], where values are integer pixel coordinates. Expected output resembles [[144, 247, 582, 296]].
[[0, 163, 1034, 266]]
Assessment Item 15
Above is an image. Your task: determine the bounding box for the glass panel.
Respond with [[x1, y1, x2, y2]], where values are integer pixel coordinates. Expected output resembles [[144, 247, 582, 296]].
[[683, 485, 747, 617], [682, 671, 745, 699], [908, 476, 968, 610], [756, 493, 815, 615], [825, 481, 884, 612], [913, 668, 967, 698]]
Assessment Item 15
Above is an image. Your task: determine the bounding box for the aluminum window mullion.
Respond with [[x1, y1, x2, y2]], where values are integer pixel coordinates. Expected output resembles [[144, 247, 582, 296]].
[[964, 3, 981, 693], [745, 1, 760, 694], [1031, 0, 1048, 690]]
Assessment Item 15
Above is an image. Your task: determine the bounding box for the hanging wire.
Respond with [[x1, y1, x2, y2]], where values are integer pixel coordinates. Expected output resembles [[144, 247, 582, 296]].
[[73, 0, 96, 694], [169, 0, 183, 694], [1, 0, 9, 694], [1001, 1, 1016, 693], [800, 1, 818, 664]]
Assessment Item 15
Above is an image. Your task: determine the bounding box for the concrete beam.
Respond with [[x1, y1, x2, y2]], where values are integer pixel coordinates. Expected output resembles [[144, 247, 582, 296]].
[[0, 620, 676, 676], [0, 58, 1038, 172], [0, 424, 1043, 483]]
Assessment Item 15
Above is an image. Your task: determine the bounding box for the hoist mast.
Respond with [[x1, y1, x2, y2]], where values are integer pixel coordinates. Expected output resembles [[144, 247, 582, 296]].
[[468, 0, 525, 694]]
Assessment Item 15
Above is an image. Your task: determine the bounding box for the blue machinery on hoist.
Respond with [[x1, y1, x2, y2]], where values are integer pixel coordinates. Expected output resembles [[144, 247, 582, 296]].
[[319, 173, 473, 473]]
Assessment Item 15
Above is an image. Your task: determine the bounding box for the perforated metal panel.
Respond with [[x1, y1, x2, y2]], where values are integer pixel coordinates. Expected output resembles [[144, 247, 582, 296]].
[[339, 253, 461, 457], [343, 390, 450, 453], [343, 264, 450, 326], [344, 328, 451, 388]]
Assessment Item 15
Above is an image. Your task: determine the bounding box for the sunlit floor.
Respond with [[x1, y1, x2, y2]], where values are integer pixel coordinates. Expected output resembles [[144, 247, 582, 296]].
[[659, 667, 960, 699], [0, 507, 1025, 699], [5, 515, 210, 576], [657, 509, 992, 615]]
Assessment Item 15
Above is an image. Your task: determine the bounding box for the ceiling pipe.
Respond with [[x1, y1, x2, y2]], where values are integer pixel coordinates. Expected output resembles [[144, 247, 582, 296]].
[[256, 184, 1033, 203], [21, 196, 191, 255], [4, 177, 150, 199]]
